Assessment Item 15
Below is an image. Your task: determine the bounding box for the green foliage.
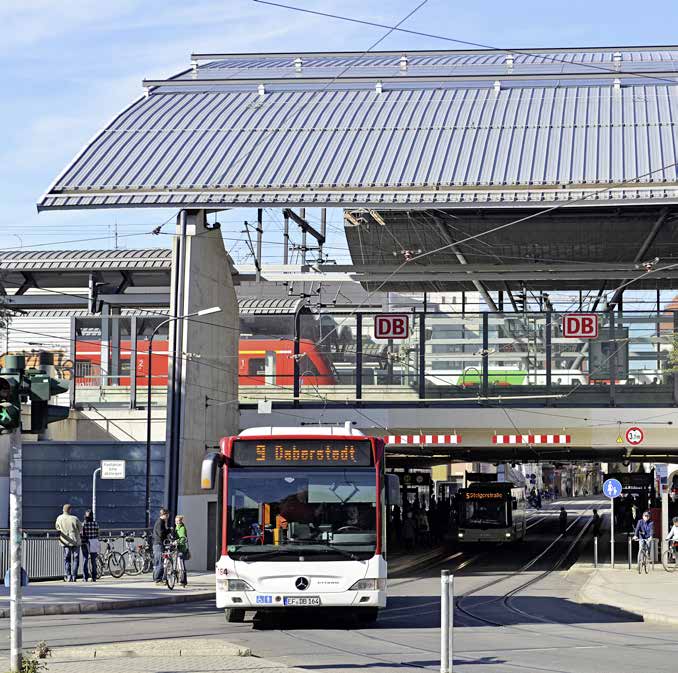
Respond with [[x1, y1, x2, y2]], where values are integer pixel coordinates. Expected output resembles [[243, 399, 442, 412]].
[[4, 642, 53, 673], [667, 333, 678, 374]]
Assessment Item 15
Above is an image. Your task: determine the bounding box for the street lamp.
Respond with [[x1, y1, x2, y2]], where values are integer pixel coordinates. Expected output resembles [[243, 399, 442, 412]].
[[144, 306, 221, 527]]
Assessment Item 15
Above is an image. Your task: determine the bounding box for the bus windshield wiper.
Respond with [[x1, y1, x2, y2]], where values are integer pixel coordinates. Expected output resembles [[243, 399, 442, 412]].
[[289, 539, 359, 561], [238, 547, 299, 561]]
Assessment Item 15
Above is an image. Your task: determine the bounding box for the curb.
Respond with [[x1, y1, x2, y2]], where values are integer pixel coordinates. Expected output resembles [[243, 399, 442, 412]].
[[50, 638, 250, 660], [0, 590, 215, 618]]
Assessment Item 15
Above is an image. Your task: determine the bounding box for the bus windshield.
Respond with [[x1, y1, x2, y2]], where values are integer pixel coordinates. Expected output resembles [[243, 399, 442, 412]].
[[461, 498, 509, 528], [227, 468, 377, 560]]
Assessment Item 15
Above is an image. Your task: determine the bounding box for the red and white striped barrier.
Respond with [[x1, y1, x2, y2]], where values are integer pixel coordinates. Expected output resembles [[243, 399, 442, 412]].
[[492, 434, 570, 445], [386, 434, 461, 445]]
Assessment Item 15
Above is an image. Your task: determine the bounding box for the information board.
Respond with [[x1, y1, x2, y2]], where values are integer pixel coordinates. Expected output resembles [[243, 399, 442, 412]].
[[232, 438, 373, 467]]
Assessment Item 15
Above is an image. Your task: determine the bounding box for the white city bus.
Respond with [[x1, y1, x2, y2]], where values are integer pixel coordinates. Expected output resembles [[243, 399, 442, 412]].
[[201, 426, 396, 623]]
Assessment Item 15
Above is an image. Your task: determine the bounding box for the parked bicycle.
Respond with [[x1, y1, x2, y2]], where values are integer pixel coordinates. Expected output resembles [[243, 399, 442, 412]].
[[96, 538, 125, 578], [162, 540, 181, 590], [119, 536, 145, 576], [662, 541, 678, 572]]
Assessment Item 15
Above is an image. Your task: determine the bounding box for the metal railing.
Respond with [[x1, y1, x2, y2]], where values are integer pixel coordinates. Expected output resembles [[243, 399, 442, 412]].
[[0, 529, 151, 582]]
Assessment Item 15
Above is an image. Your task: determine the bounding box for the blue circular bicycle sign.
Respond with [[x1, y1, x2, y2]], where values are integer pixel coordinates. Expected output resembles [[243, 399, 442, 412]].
[[603, 478, 622, 499]]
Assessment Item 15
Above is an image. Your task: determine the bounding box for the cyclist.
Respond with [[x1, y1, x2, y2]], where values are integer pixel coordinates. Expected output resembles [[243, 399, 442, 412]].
[[665, 516, 678, 551], [633, 510, 655, 566]]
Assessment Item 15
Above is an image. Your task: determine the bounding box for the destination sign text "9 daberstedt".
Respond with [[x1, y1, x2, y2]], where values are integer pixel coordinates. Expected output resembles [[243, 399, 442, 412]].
[[232, 439, 373, 467]]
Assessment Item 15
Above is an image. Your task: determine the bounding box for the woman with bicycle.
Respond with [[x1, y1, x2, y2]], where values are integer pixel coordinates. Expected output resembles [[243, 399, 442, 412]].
[[173, 515, 190, 588]]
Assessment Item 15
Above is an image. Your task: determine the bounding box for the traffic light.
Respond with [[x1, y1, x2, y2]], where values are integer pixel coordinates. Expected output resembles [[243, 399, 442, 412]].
[[26, 366, 69, 434], [0, 355, 25, 432]]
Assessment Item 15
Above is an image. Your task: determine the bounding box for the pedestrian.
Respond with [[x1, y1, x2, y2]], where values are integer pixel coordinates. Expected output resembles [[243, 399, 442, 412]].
[[81, 509, 100, 582], [55, 503, 82, 582], [559, 507, 568, 535], [173, 515, 190, 587], [152, 507, 170, 583], [591, 509, 601, 537], [402, 511, 416, 550], [417, 509, 430, 546]]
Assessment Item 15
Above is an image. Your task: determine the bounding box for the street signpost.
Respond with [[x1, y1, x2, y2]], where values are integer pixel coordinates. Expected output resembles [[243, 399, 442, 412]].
[[92, 460, 126, 520], [101, 460, 126, 479], [603, 478, 622, 567]]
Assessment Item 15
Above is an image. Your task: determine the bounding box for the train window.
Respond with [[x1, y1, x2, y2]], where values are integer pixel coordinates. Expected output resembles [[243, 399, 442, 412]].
[[512, 499, 518, 510], [248, 358, 265, 376], [302, 359, 320, 376]]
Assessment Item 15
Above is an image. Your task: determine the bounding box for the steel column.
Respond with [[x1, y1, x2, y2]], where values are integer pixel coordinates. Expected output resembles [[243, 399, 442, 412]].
[[9, 428, 22, 673], [419, 314, 426, 400], [130, 316, 138, 409], [482, 313, 489, 398], [545, 310, 552, 389], [356, 313, 363, 401]]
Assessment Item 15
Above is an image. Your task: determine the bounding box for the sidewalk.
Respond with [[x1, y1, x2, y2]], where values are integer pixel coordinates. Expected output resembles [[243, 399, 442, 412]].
[[19, 639, 305, 673], [0, 572, 215, 618], [575, 565, 678, 626]]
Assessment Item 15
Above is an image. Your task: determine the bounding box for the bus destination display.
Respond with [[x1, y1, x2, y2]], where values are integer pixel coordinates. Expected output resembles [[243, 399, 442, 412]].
[[232, 439, 373, 467], [464, 492, 504, 500]]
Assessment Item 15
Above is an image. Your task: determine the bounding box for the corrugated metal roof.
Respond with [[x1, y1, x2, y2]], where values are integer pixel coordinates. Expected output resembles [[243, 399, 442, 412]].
[[238, 297, 308, 315], [38, 47, 678, 211], [0, 249, 172, 272], [186, 47, 678, 80]]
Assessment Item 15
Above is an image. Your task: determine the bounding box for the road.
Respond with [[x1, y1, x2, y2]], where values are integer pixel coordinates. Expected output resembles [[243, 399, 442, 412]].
[[3, 497, 677, 672]]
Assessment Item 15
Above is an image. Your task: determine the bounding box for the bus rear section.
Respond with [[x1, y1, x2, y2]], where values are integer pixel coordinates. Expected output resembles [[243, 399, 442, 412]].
[[456, 482, 526, 543], [201, 427, 388, 623]]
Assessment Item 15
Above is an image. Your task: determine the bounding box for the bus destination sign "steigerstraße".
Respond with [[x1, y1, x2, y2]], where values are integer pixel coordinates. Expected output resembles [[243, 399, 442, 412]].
[[232, 438, 373, 467]]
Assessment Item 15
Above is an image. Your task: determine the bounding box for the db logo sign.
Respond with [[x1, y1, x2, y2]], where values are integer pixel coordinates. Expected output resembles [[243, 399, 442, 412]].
[[562, 313, 598, 339], [374, 314, 409, 340], [625, 426, 644, 445]]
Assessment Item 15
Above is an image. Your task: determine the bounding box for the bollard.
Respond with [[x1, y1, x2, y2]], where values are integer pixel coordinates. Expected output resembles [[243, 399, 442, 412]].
[[628, 535, 632, 570], [440, 570, 453, 673], [594, 536, 598, 568]]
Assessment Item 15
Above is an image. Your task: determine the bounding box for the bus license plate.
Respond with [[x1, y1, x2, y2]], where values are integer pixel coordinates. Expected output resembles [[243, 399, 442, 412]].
[[283, 596, 321, 607]]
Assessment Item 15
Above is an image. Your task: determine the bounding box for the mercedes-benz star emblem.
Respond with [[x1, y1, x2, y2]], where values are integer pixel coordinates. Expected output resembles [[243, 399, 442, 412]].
[[295, 576, 309, 591]]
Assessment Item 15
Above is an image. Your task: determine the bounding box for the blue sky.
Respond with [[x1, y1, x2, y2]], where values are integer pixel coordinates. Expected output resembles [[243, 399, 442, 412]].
[[2, 0, 678, 262]]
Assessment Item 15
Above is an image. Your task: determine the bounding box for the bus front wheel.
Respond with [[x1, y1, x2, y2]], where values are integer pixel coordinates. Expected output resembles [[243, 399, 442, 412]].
[[225, 608, 245, 623]]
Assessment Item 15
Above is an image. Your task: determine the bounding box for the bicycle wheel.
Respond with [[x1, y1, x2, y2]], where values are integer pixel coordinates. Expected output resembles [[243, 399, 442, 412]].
[[662, 549, 677, 572], [108, 551, 125, 579], [165, 557, 176, 590], [126, 551, 145, 576], [96, 554, 106, 578]]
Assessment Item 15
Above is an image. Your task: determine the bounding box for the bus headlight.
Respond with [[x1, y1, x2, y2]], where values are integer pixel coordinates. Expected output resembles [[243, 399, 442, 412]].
[[349, 579, 386, 591], [505, 533, 512, 538], [226, 579, 253, 591], [458, 532, 464, 538]]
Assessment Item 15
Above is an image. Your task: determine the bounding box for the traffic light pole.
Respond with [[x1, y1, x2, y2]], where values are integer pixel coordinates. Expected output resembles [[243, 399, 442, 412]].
[[9, 427, 23, 672]]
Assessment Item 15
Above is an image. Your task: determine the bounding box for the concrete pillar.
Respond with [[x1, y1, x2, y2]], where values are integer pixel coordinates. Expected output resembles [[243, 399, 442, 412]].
[[166, 210, 239, 571]]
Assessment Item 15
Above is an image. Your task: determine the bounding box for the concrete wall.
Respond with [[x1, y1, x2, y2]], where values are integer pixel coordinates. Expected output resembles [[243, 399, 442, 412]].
[[169, 211, 239, 571]]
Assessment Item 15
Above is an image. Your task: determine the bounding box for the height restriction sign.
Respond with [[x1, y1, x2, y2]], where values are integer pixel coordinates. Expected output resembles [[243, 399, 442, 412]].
[[625, 427, 644, 445]]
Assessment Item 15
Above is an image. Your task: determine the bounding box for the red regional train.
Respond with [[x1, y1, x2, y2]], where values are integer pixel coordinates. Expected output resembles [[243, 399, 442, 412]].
[[73, 338, 337, 387]]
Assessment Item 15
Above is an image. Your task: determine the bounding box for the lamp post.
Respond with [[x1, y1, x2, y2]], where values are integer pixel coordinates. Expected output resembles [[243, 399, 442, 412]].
[[144, 306, 221, 527]]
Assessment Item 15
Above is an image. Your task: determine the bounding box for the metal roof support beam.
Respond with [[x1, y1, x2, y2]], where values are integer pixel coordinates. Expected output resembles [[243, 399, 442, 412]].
[[282, 208, 326, 246], [116, 271, 135, 294], [256, 209, 263, 283], [432, 215, 498, 312], [15, 272, 36, 296], [608, 207, 670, 309]]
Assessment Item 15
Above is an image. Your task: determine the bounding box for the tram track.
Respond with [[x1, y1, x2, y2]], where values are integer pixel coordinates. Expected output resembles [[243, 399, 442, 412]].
[[455, 505, 594, 628]]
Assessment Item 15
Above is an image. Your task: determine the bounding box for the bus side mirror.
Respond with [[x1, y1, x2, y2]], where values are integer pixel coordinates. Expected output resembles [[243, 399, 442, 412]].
[[201, 452, 223, 490], [386, 474, 401, 507]]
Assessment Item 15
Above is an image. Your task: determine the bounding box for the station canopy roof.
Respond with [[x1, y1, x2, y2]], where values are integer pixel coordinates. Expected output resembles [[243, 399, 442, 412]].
[[38, 45, 678, 212]]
